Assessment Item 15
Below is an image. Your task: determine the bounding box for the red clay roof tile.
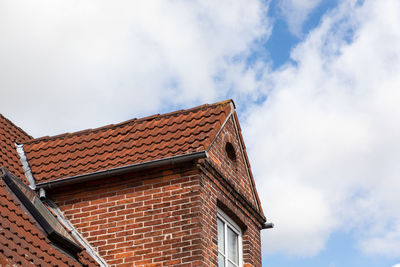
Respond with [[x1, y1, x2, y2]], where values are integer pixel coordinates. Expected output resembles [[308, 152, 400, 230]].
[[0, 115, 100, 266], [0, 114, 32, 179], [0, 176, 99, 266], [23, 101, 232, 183]]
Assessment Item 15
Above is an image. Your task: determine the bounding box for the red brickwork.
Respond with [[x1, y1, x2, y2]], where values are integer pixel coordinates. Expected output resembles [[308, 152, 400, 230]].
[[199, 111, 264, 267], [197, 162, 263, 267], [207, 115, 259, 210], [49, 160, 264, 266], [50, 163, 206, 267]]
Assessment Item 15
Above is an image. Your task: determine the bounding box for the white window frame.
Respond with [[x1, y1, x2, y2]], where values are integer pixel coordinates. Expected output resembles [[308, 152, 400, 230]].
[[217, 208, 243, 267]]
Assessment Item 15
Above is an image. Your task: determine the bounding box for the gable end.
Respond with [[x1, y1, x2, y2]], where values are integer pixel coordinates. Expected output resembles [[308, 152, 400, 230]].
[[206, 102, 265, 219]]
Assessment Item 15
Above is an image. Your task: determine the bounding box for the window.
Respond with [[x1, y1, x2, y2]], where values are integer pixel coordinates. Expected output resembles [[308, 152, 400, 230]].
[[217, 209, 242, 267], [2, 171, 81, 255]]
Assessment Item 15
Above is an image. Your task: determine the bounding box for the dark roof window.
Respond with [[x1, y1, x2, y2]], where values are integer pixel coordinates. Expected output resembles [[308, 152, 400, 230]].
[[1, 171, 82, 255]]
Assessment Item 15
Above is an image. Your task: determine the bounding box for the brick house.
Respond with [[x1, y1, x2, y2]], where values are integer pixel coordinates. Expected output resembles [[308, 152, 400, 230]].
[[0, 100, 271, 266]]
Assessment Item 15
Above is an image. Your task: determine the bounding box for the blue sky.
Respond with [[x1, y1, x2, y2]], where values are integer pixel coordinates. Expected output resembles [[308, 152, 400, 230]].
[[259, 1, 400, 266], [258, 1, 400, 266], [1, 1, 400, 266], [265, 232, 399, 267], [265, 0, 339, 69]]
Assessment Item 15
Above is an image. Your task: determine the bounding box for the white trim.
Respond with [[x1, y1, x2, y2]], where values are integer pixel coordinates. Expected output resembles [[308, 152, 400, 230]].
[[231, 114, 259, 212], [217, 208, 243, 267], [15, 143, 36, 190]]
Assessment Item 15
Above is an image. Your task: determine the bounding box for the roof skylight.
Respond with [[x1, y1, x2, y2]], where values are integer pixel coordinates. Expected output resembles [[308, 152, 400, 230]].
[[1, 171, 81, 255]]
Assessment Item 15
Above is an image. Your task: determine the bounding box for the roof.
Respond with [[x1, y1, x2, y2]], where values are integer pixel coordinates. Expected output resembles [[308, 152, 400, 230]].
[[0, 114, 32, 178], [23, 101, 232, 184], [0, 114, 100, 266], [0, 169, 99, 266]]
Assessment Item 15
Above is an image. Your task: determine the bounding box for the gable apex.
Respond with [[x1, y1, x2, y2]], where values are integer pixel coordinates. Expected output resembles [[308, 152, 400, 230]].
[[206, 106, 265, 219]]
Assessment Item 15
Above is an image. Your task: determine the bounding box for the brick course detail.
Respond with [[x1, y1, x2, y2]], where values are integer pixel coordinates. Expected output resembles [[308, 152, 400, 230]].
[[51, 164, 206, 266], [51, 160, 263, 266]]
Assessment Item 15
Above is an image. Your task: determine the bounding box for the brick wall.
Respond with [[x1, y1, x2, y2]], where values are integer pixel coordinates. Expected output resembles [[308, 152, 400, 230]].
[[198, 163, 262, 267], [46, 115, 265, 266], [207, 116, 258, 209], [50, 163, 205, 267], [201, 113, 264, 266]]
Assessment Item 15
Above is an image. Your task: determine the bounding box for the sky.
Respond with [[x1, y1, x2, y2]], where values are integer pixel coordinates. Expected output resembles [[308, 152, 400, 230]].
[[1, 0, 400, 266]]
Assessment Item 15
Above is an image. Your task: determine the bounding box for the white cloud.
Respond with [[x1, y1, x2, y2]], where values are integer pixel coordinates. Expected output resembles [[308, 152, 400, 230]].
[[245, 0, 400, 257], [392, 264, 400, 267], [278, 0, 321, 36], [259, 178, 336, 256], [2, 0, 400, 261], [0, 0, 269, 137]]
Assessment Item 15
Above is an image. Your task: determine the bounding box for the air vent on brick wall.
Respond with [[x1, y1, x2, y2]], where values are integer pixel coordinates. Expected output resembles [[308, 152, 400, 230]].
[[225, 142, 237, 161]]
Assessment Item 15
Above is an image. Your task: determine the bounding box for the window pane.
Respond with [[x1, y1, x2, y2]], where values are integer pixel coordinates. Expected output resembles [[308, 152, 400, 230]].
[[217, 218, 225, 253], [218, 253, 225, 267], [227, 226, 239, 264], [228, 262, 238, 267]]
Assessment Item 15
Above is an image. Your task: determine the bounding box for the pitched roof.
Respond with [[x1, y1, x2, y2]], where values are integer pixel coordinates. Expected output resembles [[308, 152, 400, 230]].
[[0, 170, 99, 266], [0, 114, 100, 266], [23, 101, 232, 184], [0, 114, 32, 178]]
